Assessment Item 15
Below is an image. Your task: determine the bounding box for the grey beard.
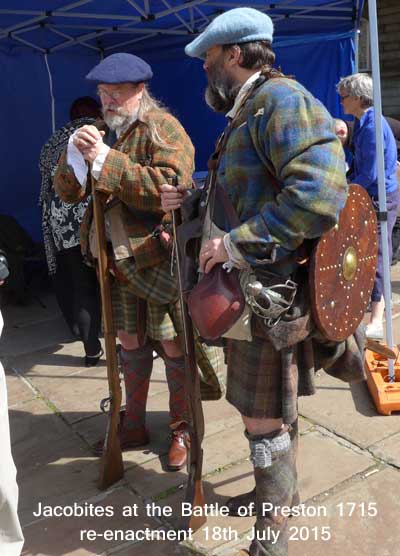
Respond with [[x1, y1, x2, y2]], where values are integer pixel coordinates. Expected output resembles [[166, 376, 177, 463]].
[[205, 81, 241, 114], [103, 108, 138, 131], [103, 113, 129, 130]]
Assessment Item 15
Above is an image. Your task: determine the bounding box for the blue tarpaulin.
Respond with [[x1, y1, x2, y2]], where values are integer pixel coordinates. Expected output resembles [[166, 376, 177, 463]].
[[0, 1, 364, 240]]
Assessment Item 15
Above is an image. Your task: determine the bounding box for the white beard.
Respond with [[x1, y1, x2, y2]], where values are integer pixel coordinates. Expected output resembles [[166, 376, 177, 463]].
[[103, 112, 128, 130], [103, 107, 139, 132]]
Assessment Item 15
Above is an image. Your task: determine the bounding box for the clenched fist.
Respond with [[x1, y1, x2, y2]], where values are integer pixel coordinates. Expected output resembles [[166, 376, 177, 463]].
[[159, 184, 187, 213], [73, 125, 106, 163]]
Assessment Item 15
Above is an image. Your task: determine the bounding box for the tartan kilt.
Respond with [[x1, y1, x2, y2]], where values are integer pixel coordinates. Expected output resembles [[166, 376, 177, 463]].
[[110, 257, 226, 400], [225, 335, 298, 425], [111, 258, 178, 340]]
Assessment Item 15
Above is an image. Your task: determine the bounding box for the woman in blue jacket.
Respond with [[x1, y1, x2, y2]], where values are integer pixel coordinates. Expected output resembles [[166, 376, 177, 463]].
[[337, 73, 399, 340]]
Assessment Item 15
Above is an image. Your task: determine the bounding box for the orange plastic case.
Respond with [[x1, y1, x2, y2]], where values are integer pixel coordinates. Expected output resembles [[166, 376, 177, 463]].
[[365, 347, 400, 415]]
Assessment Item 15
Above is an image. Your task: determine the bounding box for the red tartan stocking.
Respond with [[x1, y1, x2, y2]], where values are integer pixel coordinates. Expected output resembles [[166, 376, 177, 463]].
[[163, 355, 188, 428], [121, 344, 153, 430]]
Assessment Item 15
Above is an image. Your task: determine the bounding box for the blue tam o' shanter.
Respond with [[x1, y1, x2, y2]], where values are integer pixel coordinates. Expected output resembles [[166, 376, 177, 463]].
[[86, 53, 153, 84], [185, 7, 274, 60]]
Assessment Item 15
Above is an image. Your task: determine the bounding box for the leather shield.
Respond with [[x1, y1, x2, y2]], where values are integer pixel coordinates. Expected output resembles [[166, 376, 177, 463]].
[[309, 184, 378, 342]]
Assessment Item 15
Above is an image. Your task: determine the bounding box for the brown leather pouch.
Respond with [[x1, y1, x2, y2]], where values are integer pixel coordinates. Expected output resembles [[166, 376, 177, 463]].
[[187, 264, 245, 341]]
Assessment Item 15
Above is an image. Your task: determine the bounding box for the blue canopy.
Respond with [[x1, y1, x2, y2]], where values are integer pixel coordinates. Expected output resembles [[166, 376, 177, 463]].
[[0, 1, 364, 240]]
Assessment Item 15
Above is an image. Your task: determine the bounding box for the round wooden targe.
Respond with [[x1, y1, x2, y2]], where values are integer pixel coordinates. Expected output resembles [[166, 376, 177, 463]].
[[309, 184, 378, 342]]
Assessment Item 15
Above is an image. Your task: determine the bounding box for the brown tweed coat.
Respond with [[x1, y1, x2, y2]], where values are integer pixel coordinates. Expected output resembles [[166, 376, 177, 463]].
[[54, 110, 195, 270]]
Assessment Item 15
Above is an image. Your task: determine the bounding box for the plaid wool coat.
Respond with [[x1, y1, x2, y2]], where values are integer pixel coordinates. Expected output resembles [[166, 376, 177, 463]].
[[218, 76, 352, 419], [221, 76, 348, 275], [54, 110, 195, 270]]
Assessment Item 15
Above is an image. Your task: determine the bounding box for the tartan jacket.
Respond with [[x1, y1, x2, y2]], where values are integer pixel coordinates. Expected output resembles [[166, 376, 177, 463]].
[[220, 76, 348, 275], [54, 111, 194, 270]]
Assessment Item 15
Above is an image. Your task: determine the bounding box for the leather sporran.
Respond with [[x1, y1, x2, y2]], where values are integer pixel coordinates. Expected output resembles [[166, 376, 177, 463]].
[[187, 265, 245, 341]]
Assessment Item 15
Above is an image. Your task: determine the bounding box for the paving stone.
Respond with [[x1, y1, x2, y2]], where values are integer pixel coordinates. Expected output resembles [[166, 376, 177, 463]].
[[78, 389, 243, 482], [10, 341, 100, 378], [213, 466, 394, 556], [18, 455, 101, 528], [9, 398, 99, 525], [76, 388, 172, 451], [126, 423, 373, 525], [9, 398, 77, 452], [4, 369, 37, 407], [299, 372, 400, 448], [27, 365, 112, 421], [5, 277, 400, 556], [124, 451, 189, 500], [76, 404, 172, 471], [22, 487, 160, 556], [202, 397, 242, 438], [298, 417, 314, 434], [1, 291, 61, 329], [201, 425, 249, 474], [126, 423, 249, 501], [289, 467, 400, 556], [158, 461, 257, 552], [152, 429, 373, 552], [297, 430, 373, 500], [10, 344, 168, 424], [369, 431, 400, 467], [0, 315, 73, 357], [148, 355, 170, 397]]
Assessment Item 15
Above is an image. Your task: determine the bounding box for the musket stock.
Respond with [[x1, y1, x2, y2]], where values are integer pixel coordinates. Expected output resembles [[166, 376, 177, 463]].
[[91, 179, 124, 490], [172, 179, 206, 532]]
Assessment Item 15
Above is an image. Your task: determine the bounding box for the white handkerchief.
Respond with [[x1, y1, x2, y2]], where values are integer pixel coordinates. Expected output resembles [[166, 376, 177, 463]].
[[67, 132, 88, 187]]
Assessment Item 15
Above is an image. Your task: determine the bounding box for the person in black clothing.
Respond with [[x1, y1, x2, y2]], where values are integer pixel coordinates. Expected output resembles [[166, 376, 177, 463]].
[[39, 97, 103, 366]]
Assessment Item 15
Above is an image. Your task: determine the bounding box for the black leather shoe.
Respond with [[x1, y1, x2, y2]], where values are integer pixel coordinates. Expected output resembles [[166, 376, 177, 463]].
[[84, 348, 104, 367]]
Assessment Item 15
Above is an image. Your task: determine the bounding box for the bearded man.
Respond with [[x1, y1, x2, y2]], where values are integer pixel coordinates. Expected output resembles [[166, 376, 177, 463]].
[[161, 8, 348, 555], [54, 53, 196, 470]]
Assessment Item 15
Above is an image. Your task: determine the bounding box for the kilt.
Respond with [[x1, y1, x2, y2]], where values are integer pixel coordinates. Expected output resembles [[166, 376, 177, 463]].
[[111, 257, 178, 341], [110, 257, 226, 399], [225, 336, 298, 425]]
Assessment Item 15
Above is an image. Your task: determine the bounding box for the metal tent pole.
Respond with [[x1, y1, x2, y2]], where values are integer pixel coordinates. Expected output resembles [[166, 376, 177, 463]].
[[44, 53, 56, 134], [368, 0, 395, 380], [354, 2, 360, 75]]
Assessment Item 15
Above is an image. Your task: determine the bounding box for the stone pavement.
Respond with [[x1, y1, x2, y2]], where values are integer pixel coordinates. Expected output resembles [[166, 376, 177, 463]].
[[1, 272, 400, 556]]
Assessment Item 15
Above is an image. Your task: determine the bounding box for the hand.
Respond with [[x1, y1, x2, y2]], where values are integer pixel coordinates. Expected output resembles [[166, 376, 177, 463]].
[[73, 125, 105, 158], [160, 184, 187, 212], [199, 237, 229, 274], [0, 280, 4, 286], [81, 145, 102, 163]]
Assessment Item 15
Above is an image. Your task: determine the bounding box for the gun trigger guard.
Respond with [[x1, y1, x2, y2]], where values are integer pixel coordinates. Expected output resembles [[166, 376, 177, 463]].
[[100, 397, 111, 413]]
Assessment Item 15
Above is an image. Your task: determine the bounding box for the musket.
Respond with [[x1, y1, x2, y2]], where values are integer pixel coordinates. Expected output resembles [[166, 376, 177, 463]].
[[172, 178, 206, 532], [91, 174, 124, 489]]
